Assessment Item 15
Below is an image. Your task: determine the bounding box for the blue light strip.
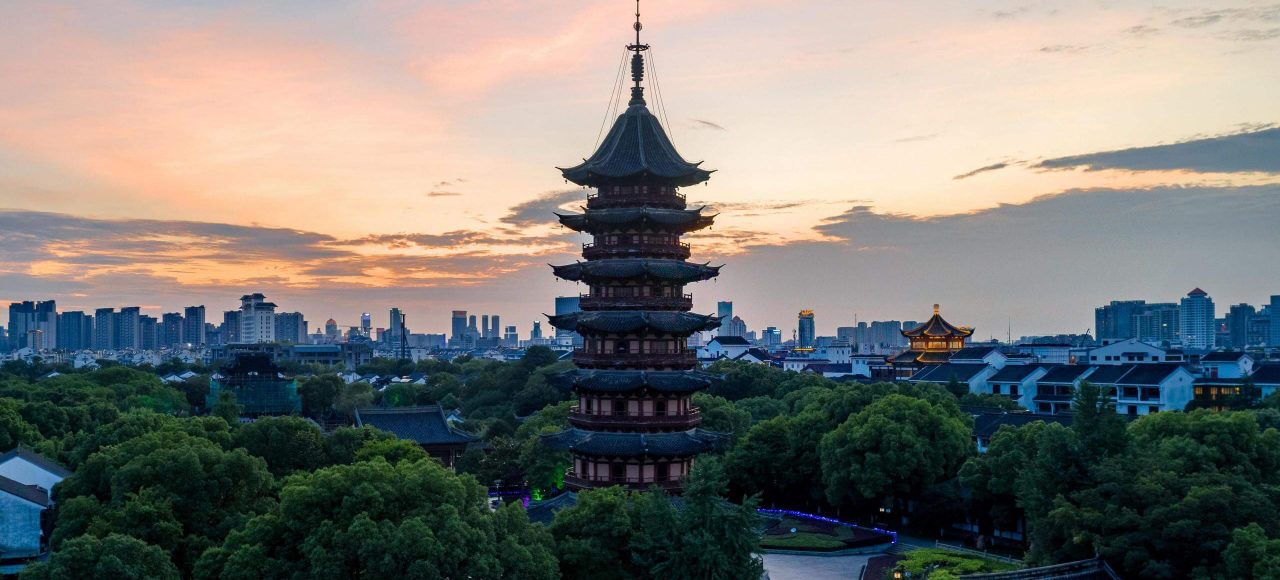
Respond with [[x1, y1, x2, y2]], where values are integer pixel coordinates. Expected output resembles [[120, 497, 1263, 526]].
[[756, 508, 898, 543]]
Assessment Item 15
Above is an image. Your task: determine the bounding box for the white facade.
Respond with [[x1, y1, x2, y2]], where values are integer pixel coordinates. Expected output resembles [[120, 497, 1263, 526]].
[[1178, 288, 1215, 350], [239, 293, 277, 344], [1086, 338, 1170, 364]]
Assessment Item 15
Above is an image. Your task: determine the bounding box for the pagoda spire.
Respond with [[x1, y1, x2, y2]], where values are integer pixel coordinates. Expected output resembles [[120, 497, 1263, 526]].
[[627, 0, 650, 107]]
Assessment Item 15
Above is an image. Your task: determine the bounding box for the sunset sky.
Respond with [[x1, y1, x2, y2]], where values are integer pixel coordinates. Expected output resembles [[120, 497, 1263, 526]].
[[2, 0, 1279, 338]]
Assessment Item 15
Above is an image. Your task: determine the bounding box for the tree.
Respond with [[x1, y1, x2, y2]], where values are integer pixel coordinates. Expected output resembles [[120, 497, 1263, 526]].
[[297, 374, 342, 417], [820, 394, 972, 507], [692, 393, 751, 440], [353, 438, 430, 464], [232, 416, 326, 475], [656, 458, 764, 580], [211, 390, 240, 423], [726, 416, 793, 501], [0, 397, 41, 451], [21, 533, 180, 580], [551, 486, 638, 580], [194, 458, 557, 579], [334, 381, 374, 416], [1224, 522, 1280, 579]]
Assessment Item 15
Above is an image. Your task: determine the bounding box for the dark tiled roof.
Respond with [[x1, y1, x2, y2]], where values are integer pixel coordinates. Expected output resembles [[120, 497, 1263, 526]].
[[919, 351, 955, 364], [1251, 364, 1280, 385], [551, 259, 720, 284], [1032, 394, 1073, 402], [710, 335, 750, 346], [911, 363, 989, 383], [559, 104, 713, 187], [546, 370, 717, 393], [547, 311, 720, 335], [988, 365, 1043, 383], [892, 350, 924, 363], [950, 346, 1000, 361], [556, 207, 714, 234], [541, 428, 727, 457], [354, 406, 479, 445], [902, 309, 974, 338], [735, 348, 775, 362], [973, 412, 1073, 439], [1039, 365, 1093, 385], [0, 446, 72, 479], [525, 491, 578, 525], [1080, 365, 1134, 385], [804, 363, 856, 374], [0, 474, 49, 507], [1115, 363, 1186, 386], [1201, 351, 1250, 362]]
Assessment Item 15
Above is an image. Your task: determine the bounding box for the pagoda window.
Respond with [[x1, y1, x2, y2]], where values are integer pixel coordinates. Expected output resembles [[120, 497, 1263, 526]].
[[585, 398, 594, 413], [610, 463, 626, 483], [656, 462, 670, 482], [655, 400, 668, 416], [612, 399, 627, 416], [615, 340, 631, 354]]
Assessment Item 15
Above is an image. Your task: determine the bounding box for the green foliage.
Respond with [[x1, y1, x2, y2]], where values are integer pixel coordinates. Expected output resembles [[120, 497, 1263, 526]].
[[194, 458, 557, 579], [297, 374, 342, 417], [692, 392, 751, 439], [550, 459, 762, 580], [21, 533, 180, 580], [820, 394, 972, 506], [232, 416, 326, 475], [959, 392, 1024, 411], [896, 548, 1016, 579], [211, 390, 240, 423], [353, 438, 430, 464], [0, 397, 41, 451]]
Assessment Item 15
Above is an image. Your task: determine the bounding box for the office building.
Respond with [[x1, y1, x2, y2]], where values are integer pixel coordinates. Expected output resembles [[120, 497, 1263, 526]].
[[275, 312, 308, 344], [220, 310, 241, 344], [1226, 304, 1256, 348], [183, 306, 206, 346], [238, 293, 277, 343], [450, 311, 468, 348], [360, 312, 372, 337], [388, 307, 405, 345], [1178, 288, 1215, 350], [503, 325, 519, 347], [1271, 296, 1280, 347], [797, 310, 816, 349]]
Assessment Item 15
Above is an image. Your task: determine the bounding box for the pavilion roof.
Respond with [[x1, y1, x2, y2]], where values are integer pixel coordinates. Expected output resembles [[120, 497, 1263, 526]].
[[556, 206, 715, 234], [559, 104, 713, 187], [551, 259, 720, 284], [354, 406, 478, 445], [902, 305, 974, 338]]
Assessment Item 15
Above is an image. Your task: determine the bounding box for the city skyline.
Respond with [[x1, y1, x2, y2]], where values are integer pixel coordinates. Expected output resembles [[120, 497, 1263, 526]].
[[2, 1, 1278, 337]]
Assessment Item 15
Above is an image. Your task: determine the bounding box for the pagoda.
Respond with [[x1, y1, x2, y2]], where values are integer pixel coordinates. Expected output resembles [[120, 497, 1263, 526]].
[[542, 4, 726, 493], [889, 304, 975, 379]]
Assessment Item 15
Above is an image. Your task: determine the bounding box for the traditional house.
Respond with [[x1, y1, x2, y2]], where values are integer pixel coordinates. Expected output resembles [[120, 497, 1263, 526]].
[[891, 305, 975, 379], [1199, 351, 1254, 379], [986, 365, 1049, 408], [0, 447, 70, 575], [1085, 338, 1178, 365], [354, 406, 479, 468], [1032, 365, 1095, 414]]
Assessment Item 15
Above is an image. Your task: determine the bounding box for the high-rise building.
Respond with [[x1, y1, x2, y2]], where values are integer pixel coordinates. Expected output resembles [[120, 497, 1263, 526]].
[[721, 316, 747, 337], [503, 325, 518, 347], [481, 315, 490, 339], [763, 326, 782, 348], [1095, 300, 1147, 341], [275, 312, 308, 344], [57, 311, 93, 351], [7, 302, 35, 350], [1227, 303, 1257, 348], [388, 308, 405, 345], [183, 306, 206, 346], [239, 293, 277, 343], [554, 296, 583, 346], [161, 312, 185, 348], [1179, 288, 1215, 350], [716, 302, 733, 331], [531, 321, 543, 340], [325, 318, 340, 341], [798, 310, 816, 349], [1271, 296, 1280, 348], [221, 310, 241, 344], [93, 308, 115, 350], [543, 14, 725, 493], [450, 310, 468, 348], [360, 312, 372, 337], [139, 315, 159, 350], [115, 307, 142, 350], [491, 315, 501, 340], [1134, 303, 1179, 343], [34, 301, 57, 351]]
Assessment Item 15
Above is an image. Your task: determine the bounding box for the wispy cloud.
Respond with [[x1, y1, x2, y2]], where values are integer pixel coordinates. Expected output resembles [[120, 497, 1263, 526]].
[[1038, 44, 1088, 53], [953, 162, 1011, 180], [689, 119, 727, 131], [500, 190, 585, 227], [1035, 126, 1280, 174]]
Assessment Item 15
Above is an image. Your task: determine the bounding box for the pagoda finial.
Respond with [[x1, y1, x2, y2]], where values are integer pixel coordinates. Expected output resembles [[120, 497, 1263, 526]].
[[933, 304, 940, 315], [627, 0, 650, 107]]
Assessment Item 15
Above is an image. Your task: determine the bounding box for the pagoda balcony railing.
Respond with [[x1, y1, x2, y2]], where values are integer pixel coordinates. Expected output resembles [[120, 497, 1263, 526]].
[[563, 472, 685, 492], [579, 294, 693, 311], [568, 407, 702, 429], [582, 242, 691, 260], [573, 350, 697, 369], [586, 191, 686, 209]]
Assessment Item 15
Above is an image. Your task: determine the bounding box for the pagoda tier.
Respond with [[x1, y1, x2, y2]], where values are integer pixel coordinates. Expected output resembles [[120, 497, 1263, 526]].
[[555, 207, 716, 235], [542, 7, 724, 493]]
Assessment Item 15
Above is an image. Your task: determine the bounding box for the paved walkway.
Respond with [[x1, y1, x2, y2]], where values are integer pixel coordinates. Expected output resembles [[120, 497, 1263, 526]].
[[762, 552, 875, 580]]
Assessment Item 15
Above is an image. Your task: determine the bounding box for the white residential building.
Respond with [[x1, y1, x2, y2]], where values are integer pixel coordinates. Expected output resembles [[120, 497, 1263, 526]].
[[239, 293, 277, 344]]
